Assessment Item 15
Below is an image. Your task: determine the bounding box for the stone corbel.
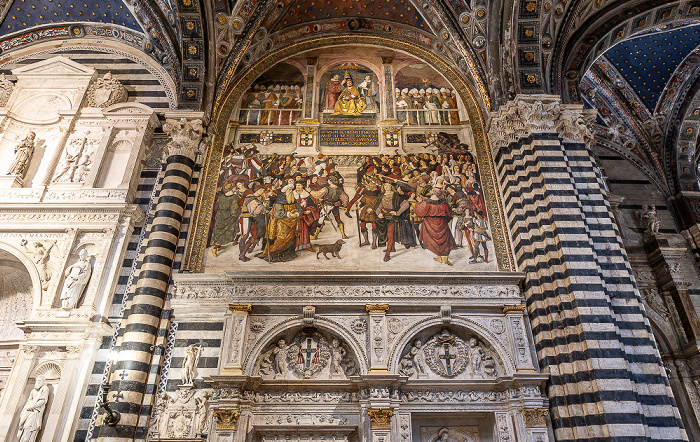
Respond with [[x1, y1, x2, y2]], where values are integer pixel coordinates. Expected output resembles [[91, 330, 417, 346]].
[[366, 305, 390, 373], [213, 408, 241, 431], [221, 304, 252, 375]]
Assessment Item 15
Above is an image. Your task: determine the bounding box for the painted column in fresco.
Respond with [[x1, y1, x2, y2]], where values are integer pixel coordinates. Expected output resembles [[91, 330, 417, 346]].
[[381, 56, 396, 122], [303, 56, 317, 120]]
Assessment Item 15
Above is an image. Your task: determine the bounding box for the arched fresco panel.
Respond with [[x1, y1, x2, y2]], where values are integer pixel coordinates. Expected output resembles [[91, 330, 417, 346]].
[[201, 45, 500, 273]]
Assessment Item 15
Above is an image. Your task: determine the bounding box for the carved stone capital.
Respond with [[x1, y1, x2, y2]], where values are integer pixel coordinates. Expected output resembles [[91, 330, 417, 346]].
[[366, 304, 390, 314], [488, 94, 595, 156], [522, 407, 549, 427], [162, 117, 204, 161], [368, 408, 394, 429], [228, 304, 252, 313], [213, 408, 241, 431]]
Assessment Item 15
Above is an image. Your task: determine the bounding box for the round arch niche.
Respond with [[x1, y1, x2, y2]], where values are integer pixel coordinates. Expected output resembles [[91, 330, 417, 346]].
[[0, 249, 33, 343]]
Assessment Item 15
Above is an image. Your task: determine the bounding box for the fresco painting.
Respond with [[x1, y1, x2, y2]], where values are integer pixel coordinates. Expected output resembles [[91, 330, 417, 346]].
[[204, 134, 495, 272]]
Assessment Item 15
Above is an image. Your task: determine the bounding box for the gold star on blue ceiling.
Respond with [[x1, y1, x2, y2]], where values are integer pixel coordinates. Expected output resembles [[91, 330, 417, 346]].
[[605, 24, 700, 111], [0, 0, 143, 36]]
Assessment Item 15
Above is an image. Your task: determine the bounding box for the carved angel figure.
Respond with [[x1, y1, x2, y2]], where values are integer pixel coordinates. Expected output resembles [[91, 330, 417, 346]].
[[7, 132, 36, 178], [639, 205, 660, 235], [60, 248, 92, 309], [399, 340, 427, 378], [329, 338, 346, 378], [17, 377, 49, 442], [181, 344, 203, 385], [259, 339, 289, 379]]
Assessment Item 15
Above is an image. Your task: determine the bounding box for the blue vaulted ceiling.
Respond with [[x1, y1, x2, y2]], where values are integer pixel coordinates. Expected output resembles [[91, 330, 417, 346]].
[[0, 0, 143, 35], [605, 23, 700, 111]]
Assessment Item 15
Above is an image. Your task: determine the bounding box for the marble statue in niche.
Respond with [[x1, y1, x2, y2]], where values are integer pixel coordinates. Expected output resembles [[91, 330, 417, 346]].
[[399, 329, 497, 380], [7, 132, 36, 179], [256, 329, 358, 380], [181, 344, 204, 385], [59, 248, 92, 309], [16, 377, 49, 442], [86, 72, 127, 108]]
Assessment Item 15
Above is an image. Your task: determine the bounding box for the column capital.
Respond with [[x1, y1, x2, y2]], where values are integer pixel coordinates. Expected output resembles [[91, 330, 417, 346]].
[[306, 56, 318, 65], [488, 94, 596, 156], [162, 115, 205, 161], [381, 56, 394, 64], [228, 304, 252, 313], [368, 408, 394, 429], [366, 304, 389, 314]]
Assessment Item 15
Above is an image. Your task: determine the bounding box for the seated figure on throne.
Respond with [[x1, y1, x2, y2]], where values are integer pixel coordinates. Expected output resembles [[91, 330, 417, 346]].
[[332, 72, 367, 116]]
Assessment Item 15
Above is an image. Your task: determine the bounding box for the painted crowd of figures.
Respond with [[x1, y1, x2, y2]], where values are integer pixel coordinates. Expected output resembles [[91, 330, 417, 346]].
[[209, 144, 491, 266], [238, 84, 304, 125], [395, 86, 460, 125]]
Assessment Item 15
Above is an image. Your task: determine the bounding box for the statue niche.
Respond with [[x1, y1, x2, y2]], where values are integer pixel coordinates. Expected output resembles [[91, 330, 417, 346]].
[[254, 328, 359, 380], [398, 329, 498, 380]]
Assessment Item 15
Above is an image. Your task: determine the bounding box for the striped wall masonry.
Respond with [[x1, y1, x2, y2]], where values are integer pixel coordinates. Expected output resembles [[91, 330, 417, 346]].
[[491, 96, 686, 442]]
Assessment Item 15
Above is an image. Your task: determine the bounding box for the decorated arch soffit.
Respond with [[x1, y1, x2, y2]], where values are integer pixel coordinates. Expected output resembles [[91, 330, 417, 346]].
[[183, 35, 516, 275], [211, 0, 491, 115], [576, 16, 700, 194], [0, 0, 182, 106]]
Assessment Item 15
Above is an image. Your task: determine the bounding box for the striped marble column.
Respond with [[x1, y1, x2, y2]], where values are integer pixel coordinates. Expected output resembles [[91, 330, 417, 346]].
[[490, 95, 687, 442], [96, 116, 203, 441]]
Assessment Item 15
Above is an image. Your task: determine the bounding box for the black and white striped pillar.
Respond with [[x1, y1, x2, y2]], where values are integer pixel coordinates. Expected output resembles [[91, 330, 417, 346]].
[[96, 116, 203, 442], [490, 96, 687, 442]]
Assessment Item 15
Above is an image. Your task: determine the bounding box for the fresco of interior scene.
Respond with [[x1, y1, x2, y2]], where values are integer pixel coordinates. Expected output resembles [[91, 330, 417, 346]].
[[236, 61, 463, 126], [207, 133, 490, 268]]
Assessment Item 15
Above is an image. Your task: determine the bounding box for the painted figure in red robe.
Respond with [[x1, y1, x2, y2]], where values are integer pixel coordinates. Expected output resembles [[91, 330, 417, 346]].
[[414, 185, 457, 266]]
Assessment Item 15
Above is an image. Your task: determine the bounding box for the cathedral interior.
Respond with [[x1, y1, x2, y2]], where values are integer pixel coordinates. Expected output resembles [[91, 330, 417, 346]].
[[2, 0, 700, 441]]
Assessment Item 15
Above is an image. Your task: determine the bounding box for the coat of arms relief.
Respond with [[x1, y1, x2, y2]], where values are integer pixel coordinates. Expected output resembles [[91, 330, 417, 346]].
[[398, 329, 497, 380], [255, 328, 359, 380]]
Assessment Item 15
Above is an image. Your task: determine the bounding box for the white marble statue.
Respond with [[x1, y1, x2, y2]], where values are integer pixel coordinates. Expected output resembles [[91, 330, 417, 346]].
[[639, 205, 660, 235], [181, 344, 203, 385], [60, 249, 92, 309], [399, 340, 427, 378], [329, 338, 346, 378], [16, 377, 49, 442], [7, 132, 36, 179]]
